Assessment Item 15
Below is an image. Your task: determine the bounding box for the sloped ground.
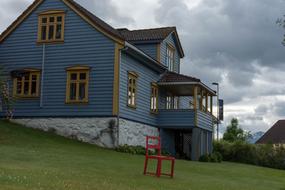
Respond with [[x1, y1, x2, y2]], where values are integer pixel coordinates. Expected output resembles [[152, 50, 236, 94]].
[[0, 120, 285, 190]]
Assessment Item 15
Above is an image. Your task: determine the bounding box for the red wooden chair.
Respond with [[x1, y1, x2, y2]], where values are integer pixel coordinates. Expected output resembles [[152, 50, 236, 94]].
[[143, 136, 175, 178]]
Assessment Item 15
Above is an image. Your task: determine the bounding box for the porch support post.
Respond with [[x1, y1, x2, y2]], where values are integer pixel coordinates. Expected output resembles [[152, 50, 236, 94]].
[[206, 93, 209, 112], [193, 86, 198, 110], [210, 96, 213, 115], [199, 88, 203, 111], [193, 86, 198, 126]]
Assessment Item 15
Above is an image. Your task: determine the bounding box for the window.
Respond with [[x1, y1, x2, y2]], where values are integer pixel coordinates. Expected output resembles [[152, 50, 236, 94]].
[[66, 66, 90, 103], [127, 72, 138, 108], [173, 96, 179, 109], [13, 70, 40, 98], [150, 83, 158, 113], [38, 11, 65, 43], [166, 96, 172, 109], [166, 44, 175, 71]]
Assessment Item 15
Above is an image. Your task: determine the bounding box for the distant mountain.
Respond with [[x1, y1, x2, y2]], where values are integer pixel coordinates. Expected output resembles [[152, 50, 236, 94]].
[[248, 131, 265, 144]]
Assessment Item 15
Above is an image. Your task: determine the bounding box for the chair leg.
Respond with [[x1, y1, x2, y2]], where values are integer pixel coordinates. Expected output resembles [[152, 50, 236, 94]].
[[144, 157, 148, 175], [156, 159, 162, 177], [171, 159, 175, 178]]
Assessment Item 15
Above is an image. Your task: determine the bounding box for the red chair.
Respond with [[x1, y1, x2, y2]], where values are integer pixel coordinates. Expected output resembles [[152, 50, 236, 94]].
[[143, 136, 175, 178]]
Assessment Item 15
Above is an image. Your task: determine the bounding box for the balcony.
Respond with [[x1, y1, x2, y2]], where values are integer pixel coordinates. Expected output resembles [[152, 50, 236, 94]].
[[157, 71, 217, 131]]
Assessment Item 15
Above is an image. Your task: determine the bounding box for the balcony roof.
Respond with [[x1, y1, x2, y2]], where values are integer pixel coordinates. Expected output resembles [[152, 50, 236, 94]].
[[158, 71, 216, 96]]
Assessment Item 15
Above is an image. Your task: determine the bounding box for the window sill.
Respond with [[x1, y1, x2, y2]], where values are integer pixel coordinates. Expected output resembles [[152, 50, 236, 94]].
[[127, 104, 136, 110], [37, 40, 64, 45], [150, 111, 159, 115], [13, 96, 39, 100], [65, 101, 89, 105]]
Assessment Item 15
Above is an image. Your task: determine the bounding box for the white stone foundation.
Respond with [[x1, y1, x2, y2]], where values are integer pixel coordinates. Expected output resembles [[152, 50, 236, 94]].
[[119, 119, 159, 147], [11, 117, 159, 148]]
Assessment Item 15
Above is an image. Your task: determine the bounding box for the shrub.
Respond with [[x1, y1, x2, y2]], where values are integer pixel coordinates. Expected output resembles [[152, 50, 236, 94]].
[[116, 145, 146, 155], [199, 152, 222, 163], [213, 140, 285, 170], [116, 144, 171, 156], [199, 154, 211, 162]]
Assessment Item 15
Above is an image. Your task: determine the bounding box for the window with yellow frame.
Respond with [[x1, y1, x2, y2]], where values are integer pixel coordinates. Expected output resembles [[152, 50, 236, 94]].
[[13, 70, 40, 98], [127, 71, 138, 108], [66, 66, 90, 104], [38, 10, 65, 43], [150, 83, 158, 113]]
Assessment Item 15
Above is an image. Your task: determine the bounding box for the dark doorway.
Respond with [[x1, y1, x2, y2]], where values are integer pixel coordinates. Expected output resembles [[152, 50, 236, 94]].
[[174, 130, 192, 159]]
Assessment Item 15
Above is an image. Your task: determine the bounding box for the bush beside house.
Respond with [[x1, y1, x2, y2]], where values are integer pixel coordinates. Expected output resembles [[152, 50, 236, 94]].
[[214, 140, 285, 170]]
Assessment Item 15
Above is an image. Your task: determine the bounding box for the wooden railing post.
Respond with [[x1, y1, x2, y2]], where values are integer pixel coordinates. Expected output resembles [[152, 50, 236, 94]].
[[193, 86, 198, 126], [210, 96, 213, 115], [206, 93, 209, 113]]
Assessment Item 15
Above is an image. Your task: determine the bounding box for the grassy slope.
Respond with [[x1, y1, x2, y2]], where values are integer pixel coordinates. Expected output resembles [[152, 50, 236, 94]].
[[0, 121, 285, 190]]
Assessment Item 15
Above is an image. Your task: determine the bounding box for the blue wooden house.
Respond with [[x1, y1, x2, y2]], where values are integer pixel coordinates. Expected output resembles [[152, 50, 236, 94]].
[[0, 0, 216, 160]]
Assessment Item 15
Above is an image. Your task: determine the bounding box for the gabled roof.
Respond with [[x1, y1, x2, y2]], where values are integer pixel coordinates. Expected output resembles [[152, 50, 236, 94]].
[[159, 71, 201, 83], [118, 27, 185, 58], [0, 0, 184, 58], [256, 120, 285, 144], [0, 0, 124, 44]]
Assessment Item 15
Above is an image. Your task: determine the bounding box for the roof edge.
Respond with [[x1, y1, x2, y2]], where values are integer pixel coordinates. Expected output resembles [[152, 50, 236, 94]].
[[0, 0, 125, 45]]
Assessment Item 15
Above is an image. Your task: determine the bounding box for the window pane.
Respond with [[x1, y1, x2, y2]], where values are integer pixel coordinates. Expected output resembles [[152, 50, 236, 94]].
[[56, 24, 62, 39], [24, 82, 29, 95], [41, 26, 47, 40], [70, 73, 77, 80], [49, 17, 54, 23], [48, 25, 54, 40], [57, 16, 62, 22], [24, 74, 29, 81], [16, 78, 22, 94], [42, 17, 47, 23], [80, 73, 86, 80], [32, 75, 37, 81], [70, 83, 76, 100], [31, 81, 37, 95], [79, 83, 86, 100]]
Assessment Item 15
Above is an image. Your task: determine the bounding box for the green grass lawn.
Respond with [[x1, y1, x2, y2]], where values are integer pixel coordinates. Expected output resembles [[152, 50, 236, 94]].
[[0, 120, 285, 190]]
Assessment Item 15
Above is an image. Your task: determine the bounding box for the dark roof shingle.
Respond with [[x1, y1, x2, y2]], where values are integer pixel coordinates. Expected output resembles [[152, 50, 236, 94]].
[[256, 120, 285, 144], [159, 71, 201, 83], [117, 27, 176, 42]]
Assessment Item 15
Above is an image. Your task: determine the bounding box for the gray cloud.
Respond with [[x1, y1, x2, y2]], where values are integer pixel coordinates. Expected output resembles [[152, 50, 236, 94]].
[[75, 0, 134, 27], [155, 0, 285, 103]]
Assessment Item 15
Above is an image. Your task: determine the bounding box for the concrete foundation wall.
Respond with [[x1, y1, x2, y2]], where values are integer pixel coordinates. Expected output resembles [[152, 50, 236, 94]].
[[11, 117, 159, 148]]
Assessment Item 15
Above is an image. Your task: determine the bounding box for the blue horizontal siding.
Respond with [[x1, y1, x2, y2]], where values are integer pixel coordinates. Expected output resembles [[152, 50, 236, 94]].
[[197, 110, 214, 131], [133, 43, 157, 60], [160, 33, 180, 73], [158, 109, 195, 128], [119, 52, 160, 126], [0, 0, 115, 117]]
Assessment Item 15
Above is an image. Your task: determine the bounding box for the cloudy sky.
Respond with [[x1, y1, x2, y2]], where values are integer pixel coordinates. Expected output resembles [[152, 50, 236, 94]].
[[1, 0, 285, 134]]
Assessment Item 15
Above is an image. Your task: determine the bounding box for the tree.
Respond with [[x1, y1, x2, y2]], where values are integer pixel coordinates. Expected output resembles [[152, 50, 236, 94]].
[[277, 15, 285, 46], [0, 66, 14, 120], [223, 118, 251, 143]]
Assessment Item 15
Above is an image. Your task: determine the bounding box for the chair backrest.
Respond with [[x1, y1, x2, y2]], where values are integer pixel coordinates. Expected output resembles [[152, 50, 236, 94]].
[[145, 136, 161, 156]]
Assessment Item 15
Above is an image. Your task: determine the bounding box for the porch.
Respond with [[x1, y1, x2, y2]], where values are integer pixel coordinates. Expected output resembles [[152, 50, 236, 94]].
[[157, 71, 216, 160]]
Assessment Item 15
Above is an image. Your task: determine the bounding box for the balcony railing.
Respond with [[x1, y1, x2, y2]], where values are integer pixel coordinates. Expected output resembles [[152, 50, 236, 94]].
[[158, 109, 214, 131]]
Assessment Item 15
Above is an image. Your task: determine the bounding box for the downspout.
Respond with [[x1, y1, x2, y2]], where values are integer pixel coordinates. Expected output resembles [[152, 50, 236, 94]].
[[40, 44, 45, 108], [116, 48, 121, 147]]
